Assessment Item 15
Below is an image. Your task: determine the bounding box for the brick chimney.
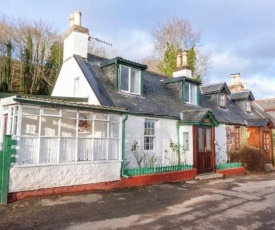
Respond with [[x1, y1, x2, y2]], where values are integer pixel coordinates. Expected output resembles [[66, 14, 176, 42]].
[[63, 11, 89, 61], [173, 51, 192, 78]]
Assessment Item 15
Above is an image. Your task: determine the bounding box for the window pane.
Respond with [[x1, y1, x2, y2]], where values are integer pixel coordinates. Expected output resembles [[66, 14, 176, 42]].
[[78, 138, 93, 161], [43, 108, 59, 116], [108, 139, 119, 160], [22, 116, 39, 136], [60, 138, 76, 162], [120, 65, 129, 91], [22, 107, 40, 115], [94, 121, 108, 138], [182, 132, 189, 150], [185, 83, 190, 102], [41, 117, 59, 136], [61, 118, 76, 137], [110, 114, 120, 122], [190, 84, 196, 104], [62, 110, 77, 118], [17, 137, 39, 164], [130, 68, 140, 94], [94, 138, 107, 160], [110, 123, 119, 138], [95, 113, 108, 120], [198, 128, 204, 152], [144, 137, 154, 150], [40, 137, 58, 163], [206, 127, 211, 151]]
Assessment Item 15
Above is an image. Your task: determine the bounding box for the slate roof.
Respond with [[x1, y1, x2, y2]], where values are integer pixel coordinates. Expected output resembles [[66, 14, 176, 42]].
[[245, 118, 274, 127], [180, 108, 211, 123], [73, 54, 272, 126], [255, 98, 275, 111], [200, 82, 230, 95], [77, 54, 200, 119], [230, 91, 255, 101]]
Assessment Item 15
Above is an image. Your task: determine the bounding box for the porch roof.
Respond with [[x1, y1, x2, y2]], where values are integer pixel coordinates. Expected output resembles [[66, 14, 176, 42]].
[[12, 95, 128, 113], [245, 118, 275, 128]]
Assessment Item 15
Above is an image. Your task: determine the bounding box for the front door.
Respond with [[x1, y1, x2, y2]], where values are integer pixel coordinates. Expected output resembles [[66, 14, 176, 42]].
[[197, 126, 214, 174]]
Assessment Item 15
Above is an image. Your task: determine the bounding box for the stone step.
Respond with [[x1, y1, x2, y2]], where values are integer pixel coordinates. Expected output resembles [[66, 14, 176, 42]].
[[264, 163, 275, 172], [195, 173, 224, 181]]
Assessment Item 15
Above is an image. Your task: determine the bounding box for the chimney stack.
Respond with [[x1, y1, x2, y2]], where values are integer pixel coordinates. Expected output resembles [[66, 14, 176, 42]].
[[63, 11, 89, 61], [229, 73, 248, 92], [172, 50, 192, 78]]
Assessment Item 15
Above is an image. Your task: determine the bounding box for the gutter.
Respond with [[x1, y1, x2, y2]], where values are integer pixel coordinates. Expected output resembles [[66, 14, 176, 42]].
[[121, 113, 129, 178]]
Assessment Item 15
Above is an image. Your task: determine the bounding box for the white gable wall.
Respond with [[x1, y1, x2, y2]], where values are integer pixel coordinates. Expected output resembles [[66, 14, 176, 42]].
[[51, 57, 100, 105], [215, 124, 227, 163]]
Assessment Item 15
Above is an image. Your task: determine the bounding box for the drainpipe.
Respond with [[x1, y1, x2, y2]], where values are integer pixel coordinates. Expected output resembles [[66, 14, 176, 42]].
[[121, 113, 129, 178], [176, 123, 181, 165]]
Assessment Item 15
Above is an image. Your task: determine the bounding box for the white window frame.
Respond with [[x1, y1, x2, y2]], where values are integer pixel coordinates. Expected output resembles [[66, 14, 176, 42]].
[[144, 119, 156, 151], [185, 82, 197, 105], [119, 64, 141, 95]]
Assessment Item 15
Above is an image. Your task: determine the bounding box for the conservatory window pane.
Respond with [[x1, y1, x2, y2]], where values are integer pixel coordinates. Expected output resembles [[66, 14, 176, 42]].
[[61, 118, 76, 137], [62, 110, 77, 118], [110, 123, 119, 138], [95, 113, 108, 120], [40, 137, 58, 163], [22, 107, 40, 115], [41, 117, 59, 136], [60, 138, 76, 162], [110, 114, 120, 122], [94, 121, 108, 138], [94, 138, 107, 160], [108, 139, 119, 160], [17, 137, 39, 164], [43, 108, 60, 116], [21, 116, 39, 136], [78, 138, 93, 161]]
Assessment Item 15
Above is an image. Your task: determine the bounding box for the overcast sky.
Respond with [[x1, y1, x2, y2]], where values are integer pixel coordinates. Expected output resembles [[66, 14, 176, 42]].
[[1, 0, 275, 99]]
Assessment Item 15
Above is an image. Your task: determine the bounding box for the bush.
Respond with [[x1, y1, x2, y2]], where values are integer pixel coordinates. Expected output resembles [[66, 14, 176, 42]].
[[230, 146, 268, 172]]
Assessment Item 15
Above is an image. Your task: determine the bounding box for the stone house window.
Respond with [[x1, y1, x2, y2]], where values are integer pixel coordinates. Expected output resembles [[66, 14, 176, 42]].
[[144, 120, 155, 150]]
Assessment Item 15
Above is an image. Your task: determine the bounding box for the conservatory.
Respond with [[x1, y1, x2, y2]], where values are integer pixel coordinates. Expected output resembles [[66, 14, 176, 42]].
[[1, 95, 126, 192]]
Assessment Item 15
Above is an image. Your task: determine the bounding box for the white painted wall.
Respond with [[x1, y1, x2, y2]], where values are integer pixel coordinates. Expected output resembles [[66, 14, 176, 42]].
[[125, 115, 188, 168], [9, 161, 121, 192], [178, 126, 193, 165], [215, 125, 227, 163], [63, 31, 88, 61], [51, 57, 100, 105]]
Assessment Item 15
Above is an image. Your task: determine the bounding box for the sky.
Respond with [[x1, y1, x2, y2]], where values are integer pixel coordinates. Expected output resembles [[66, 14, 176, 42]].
[[1, 0, 275, 99]]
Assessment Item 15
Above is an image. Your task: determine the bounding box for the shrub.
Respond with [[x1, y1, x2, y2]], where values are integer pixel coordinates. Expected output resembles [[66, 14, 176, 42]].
[[230, 146, 268, 172]]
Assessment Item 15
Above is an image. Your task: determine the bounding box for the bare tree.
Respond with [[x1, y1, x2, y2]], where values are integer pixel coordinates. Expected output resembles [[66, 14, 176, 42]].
[[146, 17, 211, 79]]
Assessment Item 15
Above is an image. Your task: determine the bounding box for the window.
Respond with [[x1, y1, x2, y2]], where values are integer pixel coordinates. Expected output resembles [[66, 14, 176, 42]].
[[184, 82, 197, 104], [17, 105, 121, 164], [144, 120, 155, 150], [182, 132, 189, 150], [235, 127, 240, 150], [219, 93, 227, 108], [246, 100, 252, 113], [119, 65, 141, 94], [263, 132, 270, 153]]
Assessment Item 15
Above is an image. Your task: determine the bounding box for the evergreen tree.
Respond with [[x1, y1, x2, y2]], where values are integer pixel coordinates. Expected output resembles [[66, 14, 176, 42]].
[[158, 43, 177, 76]]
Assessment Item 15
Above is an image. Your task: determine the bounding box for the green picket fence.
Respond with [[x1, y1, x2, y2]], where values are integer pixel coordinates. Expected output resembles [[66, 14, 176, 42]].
[[216, 162, 242, 170], [124, 164, 193, 177]]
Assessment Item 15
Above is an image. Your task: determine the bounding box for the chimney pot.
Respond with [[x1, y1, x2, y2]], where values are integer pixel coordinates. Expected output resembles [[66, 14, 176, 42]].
[[230, 74, 235, 85], [182, 51, 188, 66], [74, 11, 82, 26], [69, 14, 74, 27], [176, 53, 182, 68]]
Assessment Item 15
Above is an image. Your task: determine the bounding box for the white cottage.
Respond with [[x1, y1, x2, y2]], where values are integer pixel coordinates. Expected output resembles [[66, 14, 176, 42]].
[[4, 11, 270, 200]]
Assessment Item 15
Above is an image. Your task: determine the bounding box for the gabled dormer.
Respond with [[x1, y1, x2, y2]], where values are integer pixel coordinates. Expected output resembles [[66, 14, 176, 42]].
[[201, 82, 231, 109], [162, 77, 201, 105], [99, 57, 147, 96], [231, 90, 255, 113]]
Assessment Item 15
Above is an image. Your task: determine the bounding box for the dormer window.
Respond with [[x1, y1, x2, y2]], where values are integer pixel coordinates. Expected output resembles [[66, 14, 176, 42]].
[[246, 100, 252, 113], [119, 65, 141, 95], [219, 93, 227, 108], [185, 82, 197, 104]]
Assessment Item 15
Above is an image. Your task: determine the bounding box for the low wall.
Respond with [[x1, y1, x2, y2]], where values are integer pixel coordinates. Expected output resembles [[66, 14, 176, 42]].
[[216, 167, 245, 176], [9, 162, 121, 192], [8, 169, 197, 202]]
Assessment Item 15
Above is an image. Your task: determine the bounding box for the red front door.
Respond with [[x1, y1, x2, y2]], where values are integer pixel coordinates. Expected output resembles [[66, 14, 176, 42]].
[[197, 126, 214, 174]]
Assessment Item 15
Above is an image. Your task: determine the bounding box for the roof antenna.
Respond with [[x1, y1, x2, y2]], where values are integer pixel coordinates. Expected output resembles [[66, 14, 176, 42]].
[[88, 36, 112, 47]]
